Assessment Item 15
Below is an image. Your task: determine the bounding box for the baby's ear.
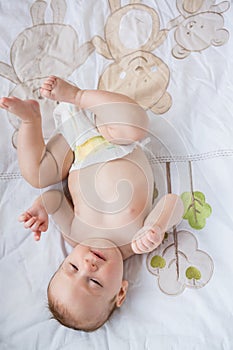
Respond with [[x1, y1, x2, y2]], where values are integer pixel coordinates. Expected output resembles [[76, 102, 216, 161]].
[[115, 280, 129, 307]]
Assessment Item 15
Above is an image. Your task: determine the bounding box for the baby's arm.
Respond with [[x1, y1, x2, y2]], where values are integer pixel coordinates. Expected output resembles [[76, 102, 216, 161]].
[[131, 194, 184, 254], [19, 190, 74, 241]]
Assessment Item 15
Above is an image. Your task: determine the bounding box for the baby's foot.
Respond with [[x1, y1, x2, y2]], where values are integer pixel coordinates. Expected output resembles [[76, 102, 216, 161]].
[[0, 97, 40, 122], [131, 225, 164, 254], [40, 76, 80, 104]]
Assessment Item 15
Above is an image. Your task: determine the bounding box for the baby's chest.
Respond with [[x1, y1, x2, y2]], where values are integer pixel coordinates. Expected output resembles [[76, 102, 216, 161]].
[[69, 203, 150, 246]]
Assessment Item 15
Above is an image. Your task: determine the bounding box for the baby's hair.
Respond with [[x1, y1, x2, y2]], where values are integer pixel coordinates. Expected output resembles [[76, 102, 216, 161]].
[[47, 276, 117, 332]]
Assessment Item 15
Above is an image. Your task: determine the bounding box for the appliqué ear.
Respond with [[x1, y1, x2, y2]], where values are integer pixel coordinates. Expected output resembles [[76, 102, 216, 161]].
[[0, 62, 20, 83], [51, 0, 67, 23], [167, 16, 183, 30], [172, 44, 190, 59], [92, 36, 112, 59], [30, 0, 47, 25], [129, 0, 141, 3], [150, 92, 172, 114], [108, 0, 121, 13], [211, 28, 229, 46], [75, 42, 95, 68], [210, 1, 230, 14], [182, 0, 204, 14], [150, 30, 168, 51]]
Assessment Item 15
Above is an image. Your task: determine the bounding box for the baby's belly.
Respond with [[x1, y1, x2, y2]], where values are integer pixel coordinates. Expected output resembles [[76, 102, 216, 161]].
[[68, 147, 154, 245]]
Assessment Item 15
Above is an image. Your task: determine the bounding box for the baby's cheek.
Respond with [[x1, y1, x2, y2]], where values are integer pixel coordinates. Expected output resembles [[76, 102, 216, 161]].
[[105, 264, 123, 286]]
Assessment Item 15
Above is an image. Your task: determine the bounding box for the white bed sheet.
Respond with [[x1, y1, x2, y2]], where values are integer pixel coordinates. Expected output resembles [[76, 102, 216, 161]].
[[1, 1, 233, 349]]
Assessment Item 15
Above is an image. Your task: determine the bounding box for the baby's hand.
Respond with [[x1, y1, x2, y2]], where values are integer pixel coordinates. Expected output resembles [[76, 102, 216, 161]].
[[18, 202, 48, 241], [131, 225, 164, 254]]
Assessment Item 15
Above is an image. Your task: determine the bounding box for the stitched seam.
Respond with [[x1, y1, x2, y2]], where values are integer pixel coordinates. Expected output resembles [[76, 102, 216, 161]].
[[147, 150, 233, 163], [0, 173, 22, 180]]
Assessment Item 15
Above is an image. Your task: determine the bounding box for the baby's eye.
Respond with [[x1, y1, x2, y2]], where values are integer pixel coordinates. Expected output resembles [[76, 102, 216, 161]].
[[90, 278, 103, 287], [70, 263, 78, 271]]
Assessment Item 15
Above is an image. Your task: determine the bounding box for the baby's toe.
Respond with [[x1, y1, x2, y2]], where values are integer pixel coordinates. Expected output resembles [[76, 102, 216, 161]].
[[40, 88, 53, 99], [41, 82, 53, 90], [0, 97, 10, 108]]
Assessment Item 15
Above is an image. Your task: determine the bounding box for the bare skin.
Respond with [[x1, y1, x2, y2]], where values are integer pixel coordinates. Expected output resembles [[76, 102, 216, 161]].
[[1, 77, 184, 329], [39, 76, 81, 104], [0, 77, 184, 257], [0, 96, 40, 120]]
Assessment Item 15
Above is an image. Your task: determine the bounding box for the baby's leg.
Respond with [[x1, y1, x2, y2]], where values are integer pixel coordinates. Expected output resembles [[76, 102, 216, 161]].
[[0, 96, 40, 122], [0, 97, 45, 183], [0, 96, 73, 188], [40, 76, 135, 107], [40, 76, 80, 104], [41, 76, 149, 144]]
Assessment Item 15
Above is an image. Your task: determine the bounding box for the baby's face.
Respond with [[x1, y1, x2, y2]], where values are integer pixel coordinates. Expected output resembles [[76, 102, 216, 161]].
[[49, 239, 127, 327]]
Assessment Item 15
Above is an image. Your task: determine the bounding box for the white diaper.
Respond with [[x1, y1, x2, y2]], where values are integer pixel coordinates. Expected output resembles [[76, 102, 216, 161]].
[[53, 102, 140, 171]]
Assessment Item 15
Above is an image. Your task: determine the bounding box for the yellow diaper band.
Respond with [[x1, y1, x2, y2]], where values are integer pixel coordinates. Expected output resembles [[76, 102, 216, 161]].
[[74, 136, 114, 161]]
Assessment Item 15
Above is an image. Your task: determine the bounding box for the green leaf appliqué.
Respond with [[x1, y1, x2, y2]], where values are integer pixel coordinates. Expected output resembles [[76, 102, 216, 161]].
[[181, 191, 212, 229]]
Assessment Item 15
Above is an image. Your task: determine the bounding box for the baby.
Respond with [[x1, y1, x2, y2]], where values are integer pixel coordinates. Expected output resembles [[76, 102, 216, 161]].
[[0, 77, 184, 331]]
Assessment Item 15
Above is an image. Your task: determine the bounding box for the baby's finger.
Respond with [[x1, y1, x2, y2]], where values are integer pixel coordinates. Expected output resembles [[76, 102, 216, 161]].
[[31, 220, 42, 231], [24, 217, 36, 228], [137, 238, 151, 252], [132, 225, 154, 241], [131, 240, 142, 254], [33, 231, 41, 241], [131, 239, 147, 254], [39, 223, 48, 232], [141, 235, 158, 250], [147, 229, 164, 245], [18, 212, 31, 222]]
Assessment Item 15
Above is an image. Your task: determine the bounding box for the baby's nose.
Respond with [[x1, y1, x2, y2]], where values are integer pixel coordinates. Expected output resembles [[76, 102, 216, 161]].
[[84, 258, 98, 272]]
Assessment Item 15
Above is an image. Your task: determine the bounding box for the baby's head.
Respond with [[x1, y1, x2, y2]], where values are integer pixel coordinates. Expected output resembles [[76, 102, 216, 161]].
[[47, 239, 128, 331]]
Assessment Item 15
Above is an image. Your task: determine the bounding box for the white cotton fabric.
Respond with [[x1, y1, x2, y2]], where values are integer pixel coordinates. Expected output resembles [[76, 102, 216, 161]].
[[0, 1, 233, 349]]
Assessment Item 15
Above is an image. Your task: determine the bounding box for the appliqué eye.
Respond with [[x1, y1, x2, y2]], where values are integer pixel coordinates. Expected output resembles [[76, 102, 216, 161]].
[[187, 21, 196, 29]]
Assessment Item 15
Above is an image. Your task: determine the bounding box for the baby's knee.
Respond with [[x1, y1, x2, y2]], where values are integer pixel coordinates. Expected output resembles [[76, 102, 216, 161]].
[[107, 124, 147, 144]]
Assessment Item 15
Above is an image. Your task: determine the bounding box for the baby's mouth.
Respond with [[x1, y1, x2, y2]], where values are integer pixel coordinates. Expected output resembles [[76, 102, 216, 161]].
[[91, 250, 106, 261]]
